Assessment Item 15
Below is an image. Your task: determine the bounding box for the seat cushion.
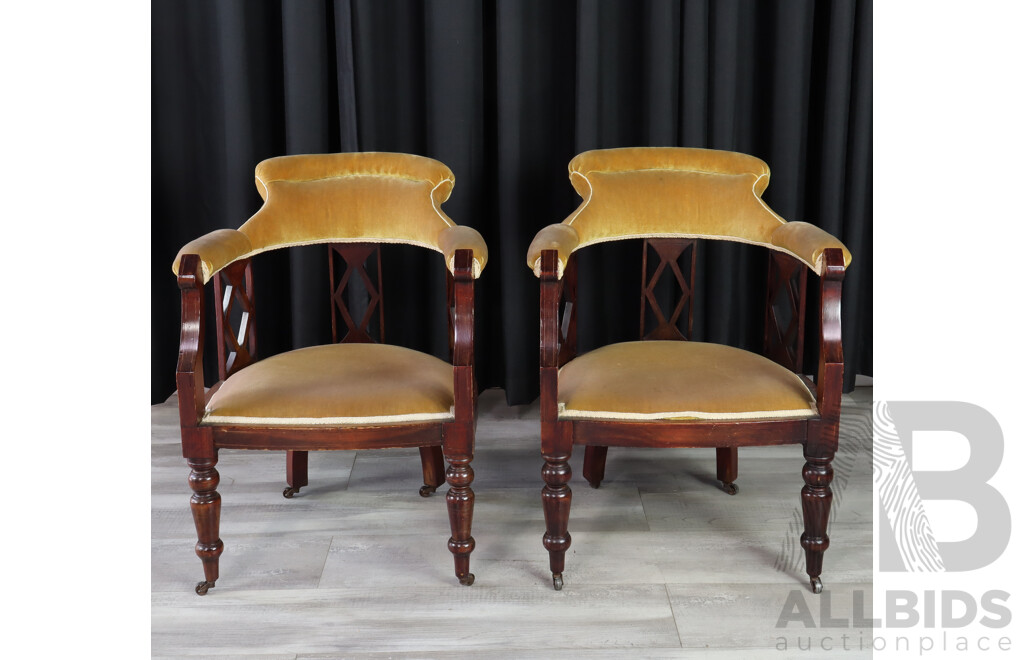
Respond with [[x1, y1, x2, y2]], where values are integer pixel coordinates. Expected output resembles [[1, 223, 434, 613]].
[[558, 341, 817, 421], [204, 344, 454, 426]]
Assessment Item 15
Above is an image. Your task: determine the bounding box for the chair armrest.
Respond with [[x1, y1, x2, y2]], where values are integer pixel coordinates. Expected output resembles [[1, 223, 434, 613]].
[[176, 254, 207, 428], [814, 249, 846, 424], [770, 222, 851, 276], [438, 225, 488, 279], [538, 250, 562, 424], [450, 249, 476, 424], [172, 229, 253, 284], [527, 224, 580, 279]]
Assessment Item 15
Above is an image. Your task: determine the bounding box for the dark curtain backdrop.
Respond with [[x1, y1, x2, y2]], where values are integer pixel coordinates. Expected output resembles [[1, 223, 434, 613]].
[[152, 0, 872, 404]]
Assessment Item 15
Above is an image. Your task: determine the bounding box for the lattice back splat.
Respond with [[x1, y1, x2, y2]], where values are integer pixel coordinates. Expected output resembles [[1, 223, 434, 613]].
[[212, 258, 257, 380], [328, 243, 385, 344], [640, 238, 696, 341], [763, 251, 808, 373]]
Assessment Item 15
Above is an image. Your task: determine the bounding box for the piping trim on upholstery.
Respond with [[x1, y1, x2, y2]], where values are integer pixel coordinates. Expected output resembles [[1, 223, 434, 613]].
[[203, 408, 456, 427]]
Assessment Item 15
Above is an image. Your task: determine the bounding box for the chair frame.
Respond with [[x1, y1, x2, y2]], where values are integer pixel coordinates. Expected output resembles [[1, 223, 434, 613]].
[[176, 246, 478, 595], [537, 241, 845, 593]]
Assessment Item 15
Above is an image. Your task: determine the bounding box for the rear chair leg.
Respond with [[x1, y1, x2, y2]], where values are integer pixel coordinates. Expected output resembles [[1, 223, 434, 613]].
[[716, 447, 738, 495], [418, 446, 446, 497], [283, 450, 308, 498], [583, 445, 608, 488]]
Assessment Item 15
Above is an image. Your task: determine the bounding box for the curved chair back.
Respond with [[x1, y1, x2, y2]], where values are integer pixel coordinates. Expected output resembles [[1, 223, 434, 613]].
[[527, 146, 849, 278], [173, 152, 486, 283]]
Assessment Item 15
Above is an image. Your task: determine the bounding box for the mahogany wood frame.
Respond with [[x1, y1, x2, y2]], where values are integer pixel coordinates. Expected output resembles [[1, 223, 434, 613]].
[[175, 247, 479, 595], [212, 259, 258, 381], [538, 242, 845, 594], [328, 243, 385, 345], [764, 251, 808, 373], [639, 238, 696, 341]]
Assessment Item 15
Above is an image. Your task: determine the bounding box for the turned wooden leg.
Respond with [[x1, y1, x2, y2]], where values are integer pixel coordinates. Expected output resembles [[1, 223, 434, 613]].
[[542, 453, 572, 590], [801, 451, 834, 594], [445, 460, 476, 585], [583, 445, 608, 488], [418, 446, 446, 497], [716, 447, 738, 495], [283, 450, 308, 498], [188, 457, 224, 595]]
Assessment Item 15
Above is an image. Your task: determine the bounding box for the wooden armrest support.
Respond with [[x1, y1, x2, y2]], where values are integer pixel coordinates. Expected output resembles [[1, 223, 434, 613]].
[[539, 251, 561, 365], [176, 254, 206, 428], [451, 249, 476, 423], [539, 250, 563, 423], [814, 248, 846, 421]]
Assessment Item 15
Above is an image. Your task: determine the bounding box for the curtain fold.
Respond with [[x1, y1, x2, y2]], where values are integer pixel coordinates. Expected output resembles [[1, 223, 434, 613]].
[[152, 0, 872, 404]]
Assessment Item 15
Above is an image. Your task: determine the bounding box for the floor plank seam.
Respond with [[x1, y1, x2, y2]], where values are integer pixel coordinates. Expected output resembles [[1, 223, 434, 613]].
[[637, 485, 654, 531], [345, 452, 358, 491], [315, 535, 334, 589], [664, 582, 685, 648]]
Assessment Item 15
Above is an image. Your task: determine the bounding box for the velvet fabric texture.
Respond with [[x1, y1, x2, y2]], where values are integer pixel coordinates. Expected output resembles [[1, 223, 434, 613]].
[[204, 343, 455, 425], [173, 152, 487, 283], [557, 340, 817, 421], [527, 147, 851, 278]]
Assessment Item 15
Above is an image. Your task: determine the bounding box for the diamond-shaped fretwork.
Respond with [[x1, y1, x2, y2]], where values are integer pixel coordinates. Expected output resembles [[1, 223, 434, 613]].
[[329, 243, 384, 344], [641, 239, 696, 341], [764, 251, 807, 373], [213, 259, 257, 380]]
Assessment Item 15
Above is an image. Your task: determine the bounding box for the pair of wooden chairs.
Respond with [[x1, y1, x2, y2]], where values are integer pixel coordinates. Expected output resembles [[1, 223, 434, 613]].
[[170, 148, 850, 597]]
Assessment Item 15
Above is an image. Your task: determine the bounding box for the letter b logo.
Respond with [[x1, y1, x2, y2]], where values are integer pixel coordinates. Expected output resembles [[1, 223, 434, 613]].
[[875, 401, 1010, 571]]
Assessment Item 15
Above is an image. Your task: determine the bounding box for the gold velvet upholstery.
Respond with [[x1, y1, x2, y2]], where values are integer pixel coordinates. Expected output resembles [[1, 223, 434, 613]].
[[527, 146, 851, 278], [203, 343, 455, 426], [174, 229, 253, 284], [769, 221, 848, 275], [438, 225, 489, 279], [527, 224, 580, 278], [557, 341, 817, 421], [172, 152, 487, 283]]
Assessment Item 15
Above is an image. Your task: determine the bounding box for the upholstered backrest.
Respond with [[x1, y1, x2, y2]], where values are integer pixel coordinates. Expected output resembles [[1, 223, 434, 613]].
[[567, 147, 775, 245], [243, 152, 455, 251], [527, 147, 850, 278], [173, 152, 487, 282]]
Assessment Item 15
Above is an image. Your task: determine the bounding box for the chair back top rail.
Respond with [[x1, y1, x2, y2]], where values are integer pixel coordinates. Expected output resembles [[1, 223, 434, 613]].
[[173, 152, 487, 283], [527, 147, 850, 279]]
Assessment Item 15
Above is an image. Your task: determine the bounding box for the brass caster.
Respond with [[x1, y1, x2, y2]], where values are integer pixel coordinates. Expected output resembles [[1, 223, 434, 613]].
[[419, 485, 438, 498], [552, 573, 563, 591], [810, 577, 823, 594], [459, 573, 475, 586], [195, 580, 215, 596], [283, 486, 300, 499], [722, 482, 738, 496]]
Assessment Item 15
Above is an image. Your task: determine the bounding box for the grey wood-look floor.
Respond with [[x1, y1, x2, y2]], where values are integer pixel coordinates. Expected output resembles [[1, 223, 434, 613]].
[[152, 388, 873, 659]]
